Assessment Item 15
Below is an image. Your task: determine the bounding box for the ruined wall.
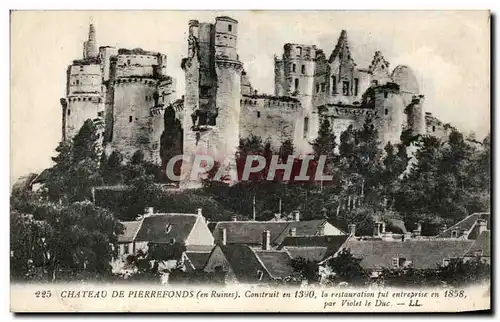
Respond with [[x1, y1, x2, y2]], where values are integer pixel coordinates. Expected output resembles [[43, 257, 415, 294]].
[[112, 50, 163, 78], [405, 95, 426, 136], [110, 78, 160, 162], [99, 46, 119, 82], [321, 105, 375, 147], [274, 57, 286, 97], [426, 112, 453, 141], [67, 63, 101, 94], [312, 50, 330, 108], [239, 96, 300, 150], [373, 85, 405, 145]]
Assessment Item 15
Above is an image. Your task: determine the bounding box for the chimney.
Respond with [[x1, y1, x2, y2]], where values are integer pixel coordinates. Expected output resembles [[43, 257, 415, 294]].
[[348, 224, 356, 236], [381, 222, 386, 234], [231, 215, 238, 222], [289, 227, 297, 237], [293, 210, 300, 222], [262, 230, 271, 250], [477, 219, 488, 234], [220, 228, 227, 246], [373, 222, 381, 237], [440, 224, 447, 234], [461, 229, 468, 238], [274, 213, 281, 221]]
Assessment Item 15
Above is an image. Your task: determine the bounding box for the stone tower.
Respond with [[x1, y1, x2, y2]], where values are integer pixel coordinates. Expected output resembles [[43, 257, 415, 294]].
[[275, 43, 317, 153], [61, 23, 104, 144], [108, 49, 174, 164], [180, 17, 242, 188]]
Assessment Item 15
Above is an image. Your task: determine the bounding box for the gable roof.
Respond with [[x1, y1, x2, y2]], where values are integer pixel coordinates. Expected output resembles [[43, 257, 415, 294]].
[[284, 246, 329, 262], [185, 251, 211, 270], [212, 221, 290, 246], [254, 250, 294, 279], [328, 30, 353, 64], [218, 244, 268, 282], [465, 231, 491, 257], [341, 239, 474, 270], [435, 213, 490, 238], [134, 213, 198, 244], [118, 220, 142, 243]]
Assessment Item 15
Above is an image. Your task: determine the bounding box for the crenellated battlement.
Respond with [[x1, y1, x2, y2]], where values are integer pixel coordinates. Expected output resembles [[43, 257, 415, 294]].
[[320, 104, 378, 119], [110, 77, 159, 86], [67, 95, 104, 103]]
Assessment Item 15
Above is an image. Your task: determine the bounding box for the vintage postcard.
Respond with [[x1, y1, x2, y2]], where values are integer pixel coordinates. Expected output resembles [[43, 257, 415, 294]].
[[10, 10, 491, 312]]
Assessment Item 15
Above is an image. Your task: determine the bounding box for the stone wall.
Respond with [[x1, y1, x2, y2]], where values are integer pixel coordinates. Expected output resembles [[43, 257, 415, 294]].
[[64, 94, 103, 139], [110, 78, 160, 162], [240, 96, 300, 150]]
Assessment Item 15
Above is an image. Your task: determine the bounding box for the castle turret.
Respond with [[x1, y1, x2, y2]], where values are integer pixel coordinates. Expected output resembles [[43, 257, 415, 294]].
[[108, 49, 174, 164], [83, 23, 98, 60], [214, 16, 242, 177], [373, 83, 405, 145]]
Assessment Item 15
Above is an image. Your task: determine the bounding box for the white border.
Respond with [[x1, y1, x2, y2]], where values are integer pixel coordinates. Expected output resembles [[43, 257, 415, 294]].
[[2, 1, 498, 320]]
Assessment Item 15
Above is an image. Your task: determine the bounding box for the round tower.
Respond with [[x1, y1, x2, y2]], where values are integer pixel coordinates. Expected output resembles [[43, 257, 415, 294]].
[[63, 63, 103, 140], [373, 84, 405, 145], [281, 44, 317, 152], [391, 65, 425, 136], [83, 23, 98, 59], [214, 16, 242, 180]]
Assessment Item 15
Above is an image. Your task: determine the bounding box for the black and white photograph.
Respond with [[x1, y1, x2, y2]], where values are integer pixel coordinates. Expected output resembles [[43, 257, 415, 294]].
[[9, 10, 491, 312]]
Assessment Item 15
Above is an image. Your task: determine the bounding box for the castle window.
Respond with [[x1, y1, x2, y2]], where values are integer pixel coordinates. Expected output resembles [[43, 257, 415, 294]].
[[354, 78, 359, 96], [321, 83, 326, 92], [67, 109, 71, 116], [98, 111, 103, 117], [451, 230, 459, 238], [145, 96, 148, 101], [384, 91, 388, 98], [385, 109, 388, 115], [76, 80, 80, 85], [200, 86, 210, 97], [77, 97, 81, 101], [301, 65, 305, 74], [79, 66, 84, 72], [303, 117, 309, 139], [129, 116, 133, 123], [432, 126, 436, 132], [342, 81, 350, 96], [373, 80, 379, 86], [127, 59, 131, 65], [292, 64, 296, 73], [228, 24, 232, 32], [297, 47, 302, 56], [316, 84, 320, 93], [295, 78, 299, 92], [257, 111, 261, 118]]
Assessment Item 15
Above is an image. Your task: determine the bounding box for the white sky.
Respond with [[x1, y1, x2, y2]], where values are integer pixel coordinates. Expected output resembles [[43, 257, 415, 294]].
[[10, 10, 490, 183]]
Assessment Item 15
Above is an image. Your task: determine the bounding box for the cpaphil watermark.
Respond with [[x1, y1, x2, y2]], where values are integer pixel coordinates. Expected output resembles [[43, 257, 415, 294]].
[[164, 153, 334, 183]]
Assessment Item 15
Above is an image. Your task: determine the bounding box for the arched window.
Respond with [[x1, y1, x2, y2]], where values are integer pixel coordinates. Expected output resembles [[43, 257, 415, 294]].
[[292, 64, 296, 72], [432, 126, 436, 132], [301, 65, 305, 74], [228, 24, 232, 32], [297, 47, 302, 56], [294, 78, 299, 91]]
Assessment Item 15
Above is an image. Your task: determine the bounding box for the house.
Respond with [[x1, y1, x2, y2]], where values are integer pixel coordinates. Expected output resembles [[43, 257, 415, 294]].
[[117, 220, 142, 256], [116, 208, 214, 269], [210, 212, 345, 249], [435, 212, 490, 239], [203, 231, 294, 284]]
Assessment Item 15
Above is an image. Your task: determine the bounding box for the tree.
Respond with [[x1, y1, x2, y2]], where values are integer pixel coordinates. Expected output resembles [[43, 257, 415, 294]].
[[311, 117, 337, 174], [10, 201, 123, 281], [43, 119, 102, 202], [324, 249, 369, 286]]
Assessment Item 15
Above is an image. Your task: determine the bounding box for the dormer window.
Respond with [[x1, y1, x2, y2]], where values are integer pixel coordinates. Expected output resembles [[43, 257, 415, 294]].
[[474, 249, 484, 257], [442, 258, 450, 267], [451, 230, 459, 238]]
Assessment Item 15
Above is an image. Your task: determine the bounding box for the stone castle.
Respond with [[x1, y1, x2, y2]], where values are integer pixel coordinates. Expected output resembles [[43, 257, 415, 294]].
[[61, 16, 452, 185]]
